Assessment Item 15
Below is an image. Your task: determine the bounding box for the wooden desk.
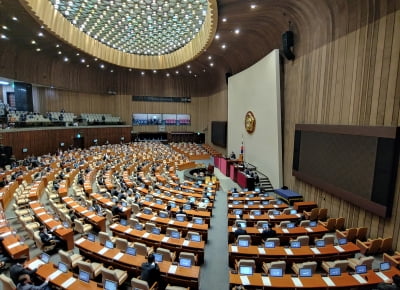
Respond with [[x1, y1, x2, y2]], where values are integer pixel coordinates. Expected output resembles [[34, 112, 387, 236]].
[[228, 213, 302, 227], [30, 201, 74, 250], [227, 205, 289, 218], [89, 193, 131, 220], [75, 237, 200, 289], [0, 227, 30, 259], [63, 197, 106, 232], [228, 243, 360, 269], [293, 201, 318, 212], [0, 181, 18, 209], [229, 267, 400, 289], [110, 223, 205, 264], [32, 260, 102, 289]]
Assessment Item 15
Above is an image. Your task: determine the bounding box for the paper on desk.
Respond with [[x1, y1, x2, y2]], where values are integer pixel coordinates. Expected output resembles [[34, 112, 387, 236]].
[[75, 237, 85, 245], [258, 248, 265, 254], [310, 247, 320, 254], [240, 276, 250, 285], [273, 205, 278, 208], [305, 227, 313, 232], [291, 277, 303, 287], [228, 204, 232, 208], [72, 205, 79, 208], [124, 228, 132, 234], [81, 210, 88, 214], [375, 271, 390, 282], [110, 223, 118, 229], [284, 248, 294, 255], [249, 215, 254, 219], [183, 240, 189, 246], [114, 252, 123, 260], [322, 277, 335, 287], [168, 220, 175, 224], [162, 237, 169, 242], [187, 223, 193, 228], [151, 216, 157, 221], [352, 274, 368, 284], [244, 205, 248, 208], [61, 277, 76, 288], [27, 260, 44, 270], [262, 276, 271, 286], [269, 215, 275, 219], [296, 213, 302, 217], [8, 242, 21, 249], [48, 270, 62, 281], [231, 246, 238, 252], [88, 214, 96, 218], [282, 229, 289, 233], [168, 265, 177, 274], [136, 213, 142, 217], [44, 218, 53, 223], [37, 212, 46, 216], [98, 247, 108, 255], [334, 245, 345, 252], [0, 231, 11, 237]]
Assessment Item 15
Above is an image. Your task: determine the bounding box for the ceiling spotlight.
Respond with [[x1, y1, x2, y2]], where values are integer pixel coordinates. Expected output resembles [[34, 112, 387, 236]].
[[153, 70, 157, 74], [110, 69, 114, 72], [58, 51, 62, 54], [86, 64, 90, 67], [56, 44, 60, 48], [222, 18, 227, 22], [12, 16, 18, 21], [31, 40, 36, 44], [2, 26, 8, 30], [36, 48, 41, 52], [208, 56, 212, 60], [94, 58, 98, 61], [80, 58, 85, 63], [210, 62, 214, 67], [175, 71, 179, 74], [250, 4, 256, 9], [221, 44, 226, 49], [234, 29, 240, 34], [166, 73, 170, 77], [0, 34, 8, 39], [100, 64, 105, 68], [128, 68, 132, 71], [38, 32, 44, 37], [76, 53, 80, 56], [215, 34, 220, 40], [141, 71, 145, 75], [63, 57, 69, 62]]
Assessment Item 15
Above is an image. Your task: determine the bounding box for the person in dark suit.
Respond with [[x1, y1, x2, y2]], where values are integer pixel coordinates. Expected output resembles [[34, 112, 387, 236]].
[[140, 254, 160, 288], [234, 223, 247, 239], [38, 227, 62, 250], [261, 224, 277, 240], [376, 274, 400, 289], [16, 274, 51, 290]]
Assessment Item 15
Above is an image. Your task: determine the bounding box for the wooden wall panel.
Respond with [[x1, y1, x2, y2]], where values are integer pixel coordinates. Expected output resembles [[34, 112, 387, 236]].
[[283, 8, 400, 251]]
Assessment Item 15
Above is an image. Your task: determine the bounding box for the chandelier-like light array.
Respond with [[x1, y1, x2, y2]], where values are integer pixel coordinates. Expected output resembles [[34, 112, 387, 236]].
[[49, 0, 208, 56]]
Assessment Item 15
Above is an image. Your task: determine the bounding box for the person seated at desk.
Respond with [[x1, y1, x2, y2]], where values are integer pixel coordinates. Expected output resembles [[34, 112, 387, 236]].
[[92, 199, 102, 214], [230, 151, 236, 159], [10, 258, 38, 285], [112, 202, 124, 216], [234, 223, 247, 239], [376, 274, 400, 289], [16, 274, 51, 290], [38, 226, 63, 250], [261, 224, 277, 241], [140, 253, 160, 288]]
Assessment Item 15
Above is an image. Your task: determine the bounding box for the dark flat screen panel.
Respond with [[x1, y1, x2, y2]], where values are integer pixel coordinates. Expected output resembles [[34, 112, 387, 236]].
[[211, 121, 227, 148]]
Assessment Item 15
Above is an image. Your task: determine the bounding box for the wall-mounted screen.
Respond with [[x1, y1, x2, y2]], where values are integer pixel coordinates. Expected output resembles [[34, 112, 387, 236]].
[[132, 113, 148, 125], [133, 113, 190, 126], [162, 114, 177, 125], [211, 121, 227, 147], [177, 114, 191, 125]]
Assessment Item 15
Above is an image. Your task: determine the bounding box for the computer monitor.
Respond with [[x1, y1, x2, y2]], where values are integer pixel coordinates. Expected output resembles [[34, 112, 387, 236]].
[[40, 253, 50, 264], [355, 265, 367, 274], [380, 262, 390, 271], [252, 210, 261, 216], [156, 199, 163, 205], [234, 209, 243, 215], [290, 209, 297, 214], [238, 222, 246, 228], [262, 200, 269, 205], [309, 221, 317, 227], [183, 204, 191, 210], [273, 210, 280, 215], [62, 221, 69, 228], [143, 208, 152, 215], [126, 247, 136, 256], [338, 238, 347, 245], [233, 201, 240, 205], [299, 268, 312, 277], [121, 202, 127, 207], [329, 267, 341, 276], [290, 241, 301, 248], [232, 193, 239, 198], [58, 261, 68, 273], [120, 219, 127, 226], [269, 268, 283, 277], [315, 240, 325, 248], [79, 269, 90, 283], [145, 196, 151, 202], [171, 231, 180, 239], [287, 223, 295, 229], [179, 258, 192, 268], [176, 215, 185, 222], [190, 234, 201, 242], [239, 265, 253, 275], [247, 201, 254, 205], [135, 224, 143, 230], [103, 279, 118, 290], [87, 233, 95, 242], [153, 253, 163, 262], [88, 206, 95, 212], [262, 223, 269, 229], [255, 188, 261, 192], [105, 240, 114, 249], [238, 239, 249, 247], [248, 194, 254, 198], [243, 188, 248, 192], [169, 202, 176, 208], [151, 228, 161, 235], [197, 181, 202, 185], [193, 218, 203, 224], [189, 197, 196, 203], [265, 241, 275, 248], [159, 212, 168, 218]]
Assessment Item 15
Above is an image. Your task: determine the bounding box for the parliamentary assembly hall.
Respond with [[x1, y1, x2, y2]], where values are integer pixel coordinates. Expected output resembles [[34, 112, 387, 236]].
[[0, 0, 399, 289]]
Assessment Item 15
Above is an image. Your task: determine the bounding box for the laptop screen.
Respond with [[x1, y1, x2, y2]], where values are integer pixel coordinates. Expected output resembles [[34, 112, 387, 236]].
[[152, 228, 161, 235], [233, 201, 240, 205], [143, 208, 152, 215], [287, 223, 295, 229], [309, 221, 317, 227], [355, 265, 367, 274], [79, 269, 90, 283], [380, 262, 390, 271], [299, 268, 312, 277], [156, 199, 163, 205], [183, 204, 191, 210], [315, 240, 325, 247], [234, 209, 243, 215], [169, 202, 176, 208], [121, 202, 127, 207], [120, 219, 127, 226], [238, 222, 246, 228], [262, 200, 269, 205], [190, 234, 201, 242], [159, 212, 168, 218], [273, 210, 280, 215], [194, 218, 203, 224], [265, 241, 275, 248], [58, 261, 68, 273], [179, 258, 192, 268], [247, 201, 254, 205], [176, 215, 185, 222], [145, 197, 151, 202], [290, 209, 297, 214], [290, 241, 301, 248], [104, 279, 117, 290], [126, 247, 136, 256], [329, 267, 341, 276], [63, 221, 69, 228], [238, 239, 249, 247], [170, 231, 180, 239], [239, 265, 253, 275], [40, 253, 50, 263], [87, 233, 95, 242], [232, 193, 239, 198], [269, 268, 283, 277], [135, 224, 143, 230], [255, 188, 260, 193], [153, 253, 163, 262], [252, 210, 261, 216], [105, 240, 114, 249], [338, 238, 347, 245]]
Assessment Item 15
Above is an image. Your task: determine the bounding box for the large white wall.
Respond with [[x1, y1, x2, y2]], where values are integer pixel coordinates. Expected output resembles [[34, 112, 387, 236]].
[[227, 49, 282, 188]]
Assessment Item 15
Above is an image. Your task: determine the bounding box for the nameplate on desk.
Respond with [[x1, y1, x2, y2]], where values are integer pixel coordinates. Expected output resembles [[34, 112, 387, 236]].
[[75, 237, 85, 245], [269, 215, 275, 219], [72, 205, 79, 208], [231, 246, 238, 253], [81, 210, 89, 214], [352, 274, 368, 284], [232, 227, 237, 231], [162, 237, 169, 242], [172, 198, 176, 201], [245, 198, 249, 200], [0, 231, 11, 237], [296, 213, 302, 217], [258, 228, 263, 233], [110, 223, 118, 229], [249, 215, 255, 219], [334, 245, 345, 252], [240, 276, 250, 285], [183, 240, 189, 246], [322, 277, 335, 287], [244, 205, 248, 208], [88, 214, 96, 218], [44, 218, 53, 223], [262, 276, 271, 286], [284, 248, 294, 255], [228, 204, 232, 208], [236, 215, 240, 219], [375, 271, 390, 282], [259, 205, 264, 208], [187, 223, 193, 228], [107, 202, 114, 206], [124, 228, 133, 234], [66, 200, 73, 204], [98, 247, 108, 255], [292, 277, 303, 287], [8, 242, 22, 249], [258, 248, 265, 254], [282, 229, 289, 233], [310, 247, 320, 254], [27, 260, 44, 270], [142, 233, 150, 238], [36, 212, 46, 217], [168, 265, 177, 274], [273, 205, 278, 208], [168, 220, 175, 224], [151, 216, 157, 221], [114, 252, 123, 260], [48, 270, 63, 281], [136, 213, 142, 217], [61, 277, 76, 288], [305, 227, 313, 232]]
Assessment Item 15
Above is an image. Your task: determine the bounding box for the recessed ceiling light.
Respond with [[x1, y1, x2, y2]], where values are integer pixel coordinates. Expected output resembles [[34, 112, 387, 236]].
[[80, 58, 85, 63], [128, 68, 132, 71], [210, 63, 214, 67], [76, 53, 80, 56], [208, 56, 212, 60], [86, 64, 90, 68], [2, 26, 8, 30], [234, 29, 240, 34], [0, 34, 7, 39], [250, 4, 256, 9], [56, 44, 60, 48], [41, 25, 45, 29], [63, 57, 69, 62], [38, 32, 44, 37], [12, 16, 18, 21], [215, 34, 220, 40], [175, 71, 179, 74], [100, 64, 105, 68], [94, 58, 98, 61], [58, 51, 62, 54], [188, 70, 192, 74], [166, 73, 170, 77], [110, 69, 114, 72], [187, 65, 191, 69], [141, 71, 145, 76], [153, 70, 157, 74], [221, 44, 226, 49], [222, 18, 227, 22], [31, 40, 36, 44], [36, 48, 41, 52]]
